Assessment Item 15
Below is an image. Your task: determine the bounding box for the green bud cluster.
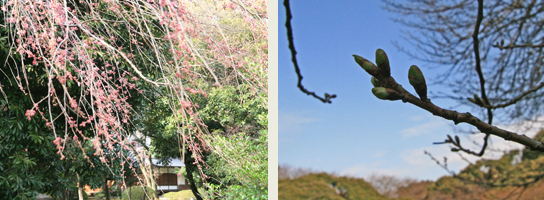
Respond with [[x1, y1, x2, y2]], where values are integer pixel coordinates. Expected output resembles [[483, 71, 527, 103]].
[[355, 49, 430, 102]]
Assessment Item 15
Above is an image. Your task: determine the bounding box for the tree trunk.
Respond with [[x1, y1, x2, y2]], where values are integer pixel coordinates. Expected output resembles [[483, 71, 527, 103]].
[[131, 146, 154, 186], [184, 150, 203, 200], [129, 134, 157, 199], [64, 189, 70, 200], [146, 153, 158, 200], [104, 177, 110, 200], [76, 172, 85, 200], [78, 187, 85, 200]]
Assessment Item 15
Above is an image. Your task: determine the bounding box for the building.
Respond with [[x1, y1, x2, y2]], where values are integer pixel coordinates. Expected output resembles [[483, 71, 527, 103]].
[[153, 158, 191, 193], [83, 158, 190, 196]]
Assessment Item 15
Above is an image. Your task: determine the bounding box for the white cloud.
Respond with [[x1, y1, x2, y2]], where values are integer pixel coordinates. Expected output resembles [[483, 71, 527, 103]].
[[372, 150, 388, 158], [340, 159, 443, 181], [340, 161, 414, 179], [279, 110, 318, 133], [408, 115, 426, 122], [339, 117, 544, 182], [401, 145, 478, 170], [400, 117, 448, 138]]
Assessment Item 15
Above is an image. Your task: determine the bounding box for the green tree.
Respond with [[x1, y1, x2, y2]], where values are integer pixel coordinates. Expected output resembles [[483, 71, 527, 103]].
[[146, 84, 268, 199], [376, 0, 544, 154]]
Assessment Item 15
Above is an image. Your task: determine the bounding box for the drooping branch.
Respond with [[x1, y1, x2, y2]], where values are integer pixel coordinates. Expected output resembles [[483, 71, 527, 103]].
[[5, 0, 268, 195], [75, 23, 168, 87], [283, 0, 336, 104]]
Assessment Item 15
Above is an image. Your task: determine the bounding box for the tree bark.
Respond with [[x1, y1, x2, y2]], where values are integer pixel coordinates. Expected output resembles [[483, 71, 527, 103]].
[[129, 133, 157, 199], [64, 189, 70, 200], [146, 153, 158, 200], [184, 150, 203, 200], [130, 146, 154, 188], [76, 172, 85, 200], [104, 177, 110, 200]]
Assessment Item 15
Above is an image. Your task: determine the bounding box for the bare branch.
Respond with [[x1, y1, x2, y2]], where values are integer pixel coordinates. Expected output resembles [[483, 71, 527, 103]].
[[424, 150, 456, 176], [470, 0, 493, 156], [354, 51, 544, 152], [493, 43, 544, 50], [395, 81, 544, 151], [383, 0, 544, 123], [283, 0, 336, 104], [483, 80, 544, 109]]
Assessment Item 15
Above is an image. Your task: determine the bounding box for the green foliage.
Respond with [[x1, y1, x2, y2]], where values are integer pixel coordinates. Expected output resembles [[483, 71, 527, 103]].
[[194, 85, 267, 199], [431, 177, 464, 194], [201, 131, 268, 199], [162, 190, 197, 200], [205, 184, 267, 200], [523, 130, 544, 161], [0, 57, 67, 199], [0, 16, 138, 199], [121, 186, 156, 200], [0, 22, 49, 199], [96, 187, 122, 199], [453, 132, 544, 187], [196, 84, 267, 134], [147, 84, 268, 199], [279, 173, 389, 200]]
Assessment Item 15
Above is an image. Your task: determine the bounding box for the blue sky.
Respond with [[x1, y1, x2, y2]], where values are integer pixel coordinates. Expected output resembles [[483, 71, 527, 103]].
[[277, 0, 538, 181]]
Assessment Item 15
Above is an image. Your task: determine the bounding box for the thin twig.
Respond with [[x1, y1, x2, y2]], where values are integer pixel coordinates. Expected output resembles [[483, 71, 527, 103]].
[[470, 0, 491, 156], [485, 81, 544, 109], [283, 0, 336, 103], [493, 43, 544, 50], [388, 81, 544, 152], [424, 150, 456, 176]]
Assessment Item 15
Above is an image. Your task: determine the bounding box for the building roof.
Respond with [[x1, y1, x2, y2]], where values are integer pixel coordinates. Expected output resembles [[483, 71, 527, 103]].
[[150, 158, 184, 167]]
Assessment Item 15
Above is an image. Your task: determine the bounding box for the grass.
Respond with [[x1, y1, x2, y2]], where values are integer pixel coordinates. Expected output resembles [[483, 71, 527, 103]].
[[162, 190, 196, 200]]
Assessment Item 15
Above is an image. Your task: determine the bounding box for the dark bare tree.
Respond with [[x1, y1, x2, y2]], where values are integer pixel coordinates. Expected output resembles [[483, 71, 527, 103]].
[[372, 0, 544, 155]]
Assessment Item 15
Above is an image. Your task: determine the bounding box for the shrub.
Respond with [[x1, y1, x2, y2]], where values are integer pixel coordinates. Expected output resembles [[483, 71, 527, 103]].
[[163, 190, 196, 200], [95, 188, 123, 199], [121, 186, 156, 200]]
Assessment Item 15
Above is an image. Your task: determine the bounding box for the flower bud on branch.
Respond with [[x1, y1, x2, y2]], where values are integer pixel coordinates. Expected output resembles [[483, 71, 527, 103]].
[[408, 65, 428, 101], [353, 55, 381, 78], [371, 77, 382, 87], [372, 87, 402, 101], [375, 49, 391, 77]]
